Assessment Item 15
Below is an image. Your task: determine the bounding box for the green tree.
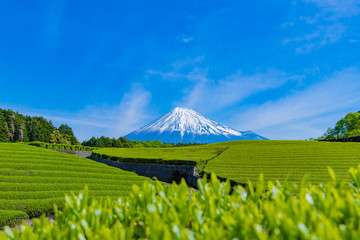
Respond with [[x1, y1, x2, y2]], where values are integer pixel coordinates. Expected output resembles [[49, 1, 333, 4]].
[[0, 111, 9, 142], [321, 111, 360, 139], [58, 124, 78, 145], [50, 130, 70, 144]]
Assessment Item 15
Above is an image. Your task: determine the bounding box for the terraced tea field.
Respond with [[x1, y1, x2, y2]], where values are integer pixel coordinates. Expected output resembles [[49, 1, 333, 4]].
[[0, 143, 149, 228], [97, 140, 360, 186], [205, 140, 360, 186], [92, 145, 227, 165]]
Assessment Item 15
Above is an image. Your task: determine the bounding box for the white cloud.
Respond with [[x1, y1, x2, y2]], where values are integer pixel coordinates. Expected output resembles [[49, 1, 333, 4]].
[[3, 83, 154, 141], [304, 0, 360, 18], [173, 68, 301, 114], [170, 55, 205, 69], [182, 37, 193, 43], [233, 67, 360, 139], [283, 0, 359, 53], [349, 39, 359, 43], [288, 23, 346, 53], [147, 69, 183, 79]]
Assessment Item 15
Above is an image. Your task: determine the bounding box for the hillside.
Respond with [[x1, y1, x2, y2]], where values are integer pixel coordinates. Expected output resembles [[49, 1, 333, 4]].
[[0, 143, 149, 228], [205, 140, 360, 186], [96, 140, 360, 186], [92, 144, 227, 165]]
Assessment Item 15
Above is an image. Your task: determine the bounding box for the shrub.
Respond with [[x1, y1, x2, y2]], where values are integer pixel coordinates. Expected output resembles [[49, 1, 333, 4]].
[[3, 168, 360, 239], [0, 211, 28, 229]]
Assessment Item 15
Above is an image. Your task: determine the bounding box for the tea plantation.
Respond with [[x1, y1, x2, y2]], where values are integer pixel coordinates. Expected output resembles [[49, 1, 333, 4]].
[[92, 145, 227, 165], [205, 140, 360, 186], [0, 143, 149, 228], [3, 169, 360, 239], [96, 140, 360, 186]]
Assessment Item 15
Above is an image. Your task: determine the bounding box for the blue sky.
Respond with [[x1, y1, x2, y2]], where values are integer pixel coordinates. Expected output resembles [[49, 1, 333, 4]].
[[0, 0, 360, 141]]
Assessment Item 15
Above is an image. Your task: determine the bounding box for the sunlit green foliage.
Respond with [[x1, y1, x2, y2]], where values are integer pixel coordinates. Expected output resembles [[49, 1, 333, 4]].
[[27, 141, 97, 151], [57, 124, 78, 145], [93, 140, 360, 185], [0, 211, 28, 229], [0, 109, 55, 143], [3, 168, 360, 239], [131, 140, 175, 148], [320, 111, 360, 139], [82, 136, 204, 148], [92, 145, 227, 165], [0, 143, 149, 228], [0, 108, 80, 144], [205, 140, 360, 186]]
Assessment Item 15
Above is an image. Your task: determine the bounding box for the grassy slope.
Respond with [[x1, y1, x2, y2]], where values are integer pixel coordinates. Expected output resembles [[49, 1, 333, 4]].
[[0, 143, 149, 228], [92, 145, 227, 165], [205, 140, 360, 185], [95, 140, 360, 186]]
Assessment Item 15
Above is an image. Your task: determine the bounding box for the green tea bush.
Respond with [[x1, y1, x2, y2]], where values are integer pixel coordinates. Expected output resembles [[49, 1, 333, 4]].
[[27, 142, 97, 151], [92, 145, 227, 166], [0, 211, 28, 229], [205, 140, 360, 186], [4, 167, 360, 239], [0, 143, 150, 228]]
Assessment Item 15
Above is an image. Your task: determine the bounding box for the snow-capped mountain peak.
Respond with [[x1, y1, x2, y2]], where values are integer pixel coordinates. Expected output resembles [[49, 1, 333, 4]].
[[126, 107, 267, 144], [138, 107, 242, 137]]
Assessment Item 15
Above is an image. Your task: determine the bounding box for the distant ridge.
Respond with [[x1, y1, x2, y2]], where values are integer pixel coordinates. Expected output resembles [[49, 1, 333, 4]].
[[125, 107, 267, 144]]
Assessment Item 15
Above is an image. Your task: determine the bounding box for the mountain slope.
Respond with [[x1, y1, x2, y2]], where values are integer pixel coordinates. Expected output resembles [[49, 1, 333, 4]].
[[126, 107, 267, 143]]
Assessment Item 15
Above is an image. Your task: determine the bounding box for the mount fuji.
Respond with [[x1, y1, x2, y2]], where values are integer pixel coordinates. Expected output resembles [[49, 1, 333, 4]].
[[125, 107, 268, 144]]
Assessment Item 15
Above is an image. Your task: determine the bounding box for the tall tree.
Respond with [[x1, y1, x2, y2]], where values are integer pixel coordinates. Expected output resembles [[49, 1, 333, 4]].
[[321, 111, 360, 139], [0, 108, 77, 143], [58, 124, 78, 145]]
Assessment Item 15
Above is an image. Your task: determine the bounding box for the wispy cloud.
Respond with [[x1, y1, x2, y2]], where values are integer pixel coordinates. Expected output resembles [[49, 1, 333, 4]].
[[349, 39, 359, 44], [150, 66, 301, 114], [44, 1, 68, 48], [2, 83, 154, 141], [171, 55, 205, 69], [283, 0, 359, 53], [304, 0, 360, 18], [284, 23, 346, 53], [73, 83, 153, 140], [233, 67, 360, 139], [178, 69, 301, 114], [182, 37, 193, 43]]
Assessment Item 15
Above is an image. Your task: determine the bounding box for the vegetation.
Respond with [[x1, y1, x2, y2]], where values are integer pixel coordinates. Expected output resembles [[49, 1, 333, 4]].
[[82, 136, 133, 148], [0, 211, 28, 229], [0, 108, 79, 145], [132, 140, 175, 148], [95, 140, 360, 186], [49, 124, 78, 145], [320, 111, 360, 140], [204, 140, 360, 186], [82, 136, 203, 148], [92, 145, 227, 166], [0, 143, 149, 228], [3, 169, 360, 239], [27, 141, 97, 151], [0, 109, 55, 142]]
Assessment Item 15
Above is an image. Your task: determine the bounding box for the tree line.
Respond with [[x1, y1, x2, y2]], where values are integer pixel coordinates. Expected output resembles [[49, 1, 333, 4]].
[[318, 111, 360, 140], [0, 108, 78, 144], [81, 137, 203, 148], [0, 108, 205, 147]]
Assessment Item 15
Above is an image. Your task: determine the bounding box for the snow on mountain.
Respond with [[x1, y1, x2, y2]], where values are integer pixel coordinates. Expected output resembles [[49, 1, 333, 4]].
[[125, 107, 268, 144]]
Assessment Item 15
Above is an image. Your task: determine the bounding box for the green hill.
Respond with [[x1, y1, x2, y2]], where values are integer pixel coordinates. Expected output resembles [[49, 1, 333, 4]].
[[92, 145, 227, 165], [0, 143, 149, 228], [205, 140, 360, 186], [96, 140, 360, 186]]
